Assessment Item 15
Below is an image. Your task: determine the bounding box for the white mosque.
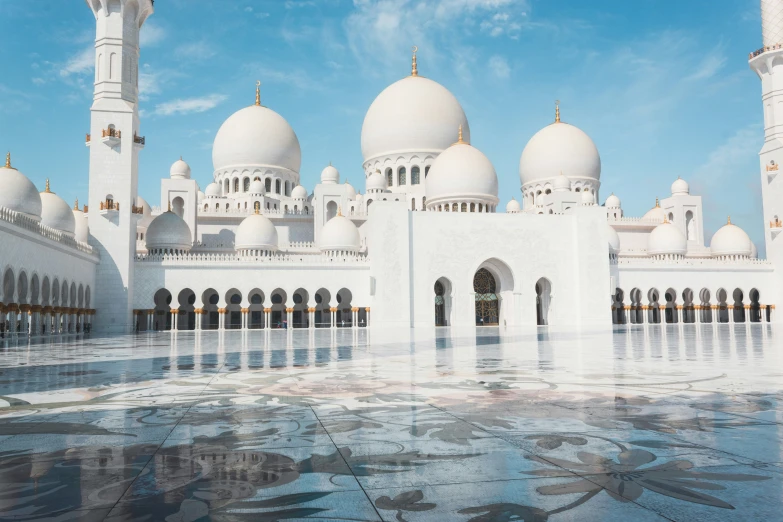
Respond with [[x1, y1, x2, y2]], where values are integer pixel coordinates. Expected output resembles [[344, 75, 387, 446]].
[[0, 0, 781, 335]]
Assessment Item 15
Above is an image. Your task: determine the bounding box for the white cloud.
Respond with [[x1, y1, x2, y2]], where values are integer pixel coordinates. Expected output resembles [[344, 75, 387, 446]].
[[140, 22, 166, 47], [488, 55, 510, 78], [153, 94, 228, 116], [138, 70, 161, 101], [175, 41, 217, 61], [60, 47, 94, 77]]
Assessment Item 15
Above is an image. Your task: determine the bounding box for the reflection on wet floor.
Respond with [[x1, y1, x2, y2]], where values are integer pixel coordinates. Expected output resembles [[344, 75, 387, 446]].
[[0, 324, 781, 521]]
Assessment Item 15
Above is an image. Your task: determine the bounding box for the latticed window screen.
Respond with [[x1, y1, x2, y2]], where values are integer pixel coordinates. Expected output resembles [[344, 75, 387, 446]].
[[474, 268, 499, 325]]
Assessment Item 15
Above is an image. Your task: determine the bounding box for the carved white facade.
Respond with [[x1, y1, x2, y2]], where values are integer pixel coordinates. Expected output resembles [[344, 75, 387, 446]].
[[0, 0, 781, 336]]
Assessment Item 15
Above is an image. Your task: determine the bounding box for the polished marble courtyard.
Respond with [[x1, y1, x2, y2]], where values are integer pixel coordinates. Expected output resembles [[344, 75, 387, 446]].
[[0, 325, 781, 521]]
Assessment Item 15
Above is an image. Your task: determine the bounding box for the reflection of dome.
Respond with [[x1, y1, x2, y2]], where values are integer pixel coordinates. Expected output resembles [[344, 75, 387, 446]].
[[212, 104, 301, 173], [291, 185, 307, 199], [249, 179, 265, 195], [205, 183, 221, 197], [671, 177, 689, 196], [145, 211, 192, 252], [425, 136, 498, 208], [605, 193, 621, 209], [506, 198, 520, 213], [235, 212, 278, 252], [170, 157, 191, 179], [72, 200, 89, 243], [40, 182, 76, 236], [319, 213, 361, 253], [642, 199, 665, 222], [648, 222, 686, 256], [519, 118, 601, 186], [361, 71, 469, 161], [553, 172, 571, 192], [366, 170, 386, 192], [0, 155, 42, 219], [606, 222, 620, 253], [710, 218, 752, 257], [321, 165, 339, 184]]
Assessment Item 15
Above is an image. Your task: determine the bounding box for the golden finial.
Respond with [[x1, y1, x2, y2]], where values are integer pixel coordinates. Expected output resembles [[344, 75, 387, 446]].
[[255, 80, 261, 106], [727, 215, 732, 225], [655, 197, 660, 208], [45, 179, 51, 193], [74, 198, 79, 211], [411, 46, 418, 77], [555, 100, 561, 123], [663, 216, 669, 224], [337, 205, 343, 217], [457, 124, 464, 144], [4, 152, 10, 169], [167, 200, 172, 212]]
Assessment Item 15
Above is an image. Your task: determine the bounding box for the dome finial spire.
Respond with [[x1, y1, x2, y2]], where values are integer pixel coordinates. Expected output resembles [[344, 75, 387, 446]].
[[727, 215, 732, 225], [167, 200, 171, 212], [4, 152, 10, 169], [337, 205, 343, 217], [74, 197, 79, 211], [655, 197, 660, 208], [555, 100, 561, 123], [45, 179, 50, 193], [255, 80, 261, 106], [411, 46, 418, 77], [457, 124, 464, 144]]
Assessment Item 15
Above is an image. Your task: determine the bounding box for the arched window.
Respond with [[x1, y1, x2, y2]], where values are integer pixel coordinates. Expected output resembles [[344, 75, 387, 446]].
[[386, 168, 393, 187], [452, 203, 458, 212], [668, 212, 674, 223], [470, 203, 475, 212], [215, 203, 219, 210], [461, 202, 467, 212], [422, 196, 426, 209], [412, 166, 420, 185], [233, 178, 239, 193], [685, 210, 694, 240], [275, 179, 281, 194], [284, 205, 288, 213], [398, 167, 407, 186], [265, 178, 272, 193], [243, 178, 250, 192], [285, 181, 290, 196], [224, 179, 230, 194], [204, 204, 208, 210], [478, 203, 483, 212], [225, 203, 229, 210], [474, 268, 499, 325]]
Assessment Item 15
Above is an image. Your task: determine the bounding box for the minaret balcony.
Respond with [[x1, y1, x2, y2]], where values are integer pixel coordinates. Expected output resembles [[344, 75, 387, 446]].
[[133, 133, 146, 148], [101, 128, 121, 147]]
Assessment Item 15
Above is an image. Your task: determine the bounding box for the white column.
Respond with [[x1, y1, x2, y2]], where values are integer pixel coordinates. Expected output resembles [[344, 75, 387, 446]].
[[218, 309, 225, 331], [308, 309, 315, 329], [366, 308, 371, 327], [147, 311, 154, 331], [695, 305, 702, 324], [171, 309, 178, 331], [728, 305, 735, 324], [195, 309, 202, 331], [330, 308, 336, 329], [264, 309, 270, 330]]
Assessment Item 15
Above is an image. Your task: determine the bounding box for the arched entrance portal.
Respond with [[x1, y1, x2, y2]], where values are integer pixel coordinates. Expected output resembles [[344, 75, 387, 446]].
[[474, 268, 499, 326], [434, 278, 452, 327], [536, 278, 552, 326]]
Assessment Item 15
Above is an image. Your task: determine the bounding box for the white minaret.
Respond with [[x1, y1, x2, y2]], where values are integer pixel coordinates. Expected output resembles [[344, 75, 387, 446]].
[[85, 0, 153, 332]]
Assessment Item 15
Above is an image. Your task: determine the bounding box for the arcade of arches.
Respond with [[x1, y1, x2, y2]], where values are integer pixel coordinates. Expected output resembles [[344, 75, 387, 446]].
[[0, 267, 94, 337], [433, 265, 553, 327], [611, 287, 774, 325], [136, 287, 369, 331]]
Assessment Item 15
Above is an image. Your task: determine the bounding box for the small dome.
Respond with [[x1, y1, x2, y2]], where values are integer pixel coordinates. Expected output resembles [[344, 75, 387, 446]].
[[606, 222, 620, 253], [0, 156, 42, 219], [235, 212, 278, 251], [366, 170, 386, 192], [291, 185, 307, 199], [170, 158, 191, 179], [72, 203, 89, 243], [519, 120, 601, 187], [248, 179, 265, 195], [212, 104, 301, 173], [145, 211, 192, 252], [581, 190, 594, 205], [205, 182, 221, 197], [136, 196, 153, 228], [506, 198, 521, 213], [751, 241, 758, 259], [344, 181, 357, 200], [355, 193, 364, 203], [605, 193, 621, 209], [40, 184, 76, 236], [361, 74, 470, 162], [643, 200, 665, 222], [319, 213, 361, 252], [671, 177, 689, 196], [710, 218, 752, 257], [648, 221, 687, 256], [553, 172, 571, 192], [321, 165, 340, 184], [425, 139, 498, 206]]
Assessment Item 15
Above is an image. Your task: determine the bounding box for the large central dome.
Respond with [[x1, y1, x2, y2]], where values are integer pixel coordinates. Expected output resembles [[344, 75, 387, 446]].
[[361, 75, 470, 162], [212, 104, 301, 173]]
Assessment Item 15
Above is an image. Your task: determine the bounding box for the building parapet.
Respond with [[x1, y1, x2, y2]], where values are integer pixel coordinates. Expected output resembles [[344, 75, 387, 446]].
[[609, 217, 663, 225], [0, 206, 97, 257], [618, 255, 772, 267], [135, 251, 370, 265]]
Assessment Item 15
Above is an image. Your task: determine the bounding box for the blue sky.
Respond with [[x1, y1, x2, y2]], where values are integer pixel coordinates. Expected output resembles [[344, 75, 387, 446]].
[[0, 0, 768, 253]]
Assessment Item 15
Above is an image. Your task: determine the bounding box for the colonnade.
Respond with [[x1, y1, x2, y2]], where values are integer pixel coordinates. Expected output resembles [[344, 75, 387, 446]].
[[134, 306, 371, 332], [612, 303, 774, 325], [0, 303, 95, 337]]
